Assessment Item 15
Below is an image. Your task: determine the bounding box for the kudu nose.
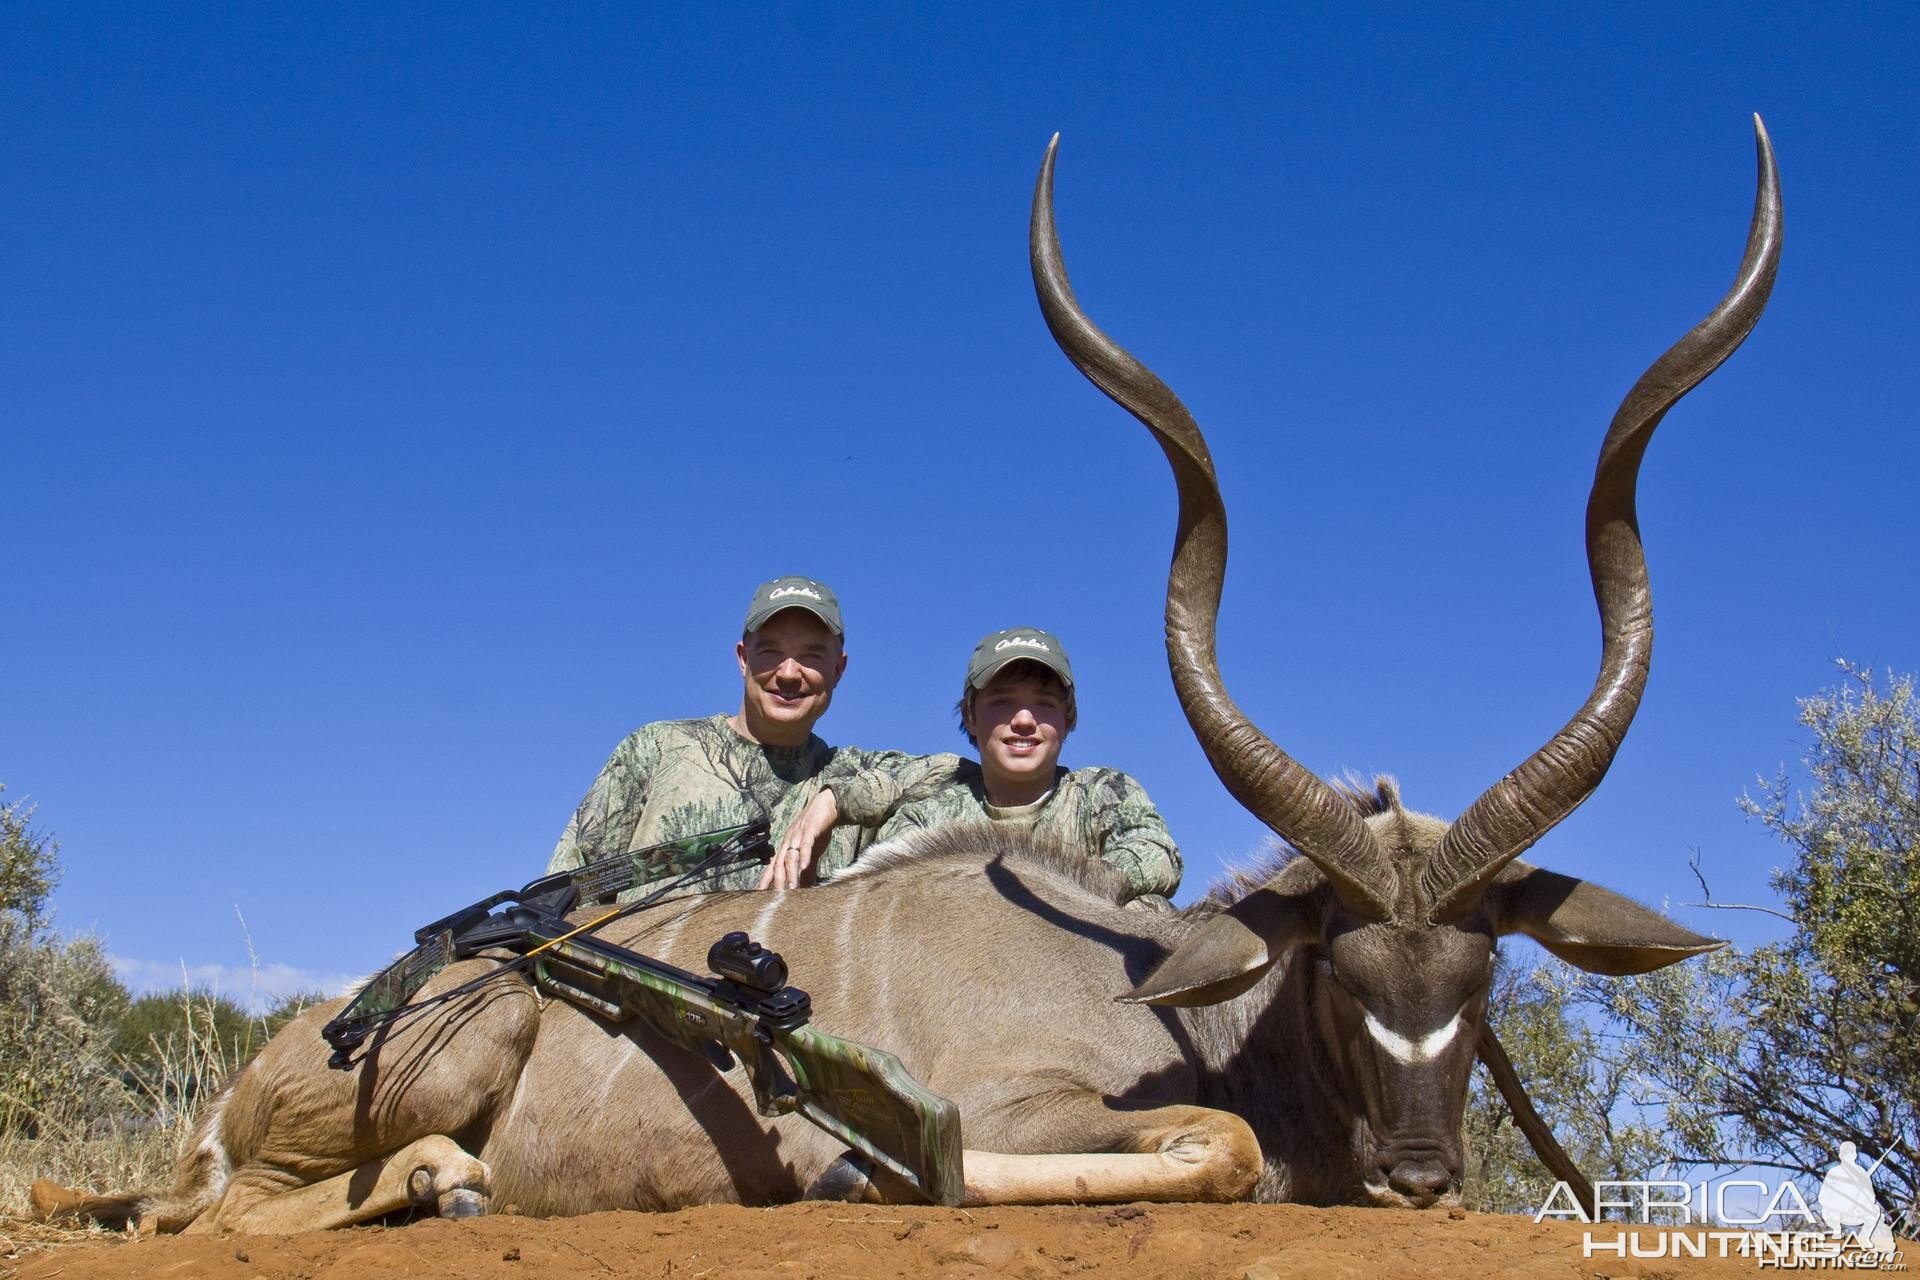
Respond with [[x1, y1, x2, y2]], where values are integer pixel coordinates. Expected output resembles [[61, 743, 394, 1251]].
[[1385, 1155, 1455, 1207]]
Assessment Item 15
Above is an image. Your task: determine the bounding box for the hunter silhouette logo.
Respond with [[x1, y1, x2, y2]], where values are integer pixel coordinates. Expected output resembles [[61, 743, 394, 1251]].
[[995, 636, 1051, 653], [1819, 1141, 1904, 1257]]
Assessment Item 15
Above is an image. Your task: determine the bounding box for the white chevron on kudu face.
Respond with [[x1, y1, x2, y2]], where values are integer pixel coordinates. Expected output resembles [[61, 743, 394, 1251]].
[[1362, 1010, 1465, 1064]]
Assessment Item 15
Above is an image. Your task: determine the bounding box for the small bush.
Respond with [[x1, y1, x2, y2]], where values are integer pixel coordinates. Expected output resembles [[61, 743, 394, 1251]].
[[0, 788, 133, 1140]]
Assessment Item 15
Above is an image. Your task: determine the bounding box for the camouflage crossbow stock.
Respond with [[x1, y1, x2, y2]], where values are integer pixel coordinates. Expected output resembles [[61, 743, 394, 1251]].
[[322, 822, 965, 1206]]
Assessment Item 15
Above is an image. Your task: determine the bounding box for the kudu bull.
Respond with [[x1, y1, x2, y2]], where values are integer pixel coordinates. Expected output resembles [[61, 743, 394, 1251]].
[[38, 122, 1779, 1233]]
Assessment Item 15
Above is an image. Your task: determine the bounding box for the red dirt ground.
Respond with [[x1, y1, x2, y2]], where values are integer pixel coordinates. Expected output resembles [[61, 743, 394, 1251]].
[[10, 1201, 1909, 1280]]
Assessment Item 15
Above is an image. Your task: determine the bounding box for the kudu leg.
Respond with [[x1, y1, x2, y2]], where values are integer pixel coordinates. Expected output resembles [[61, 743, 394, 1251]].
[[188, 1135, 491, 1234], [185, 961, 538, 1234], [962, 1102, 1261, 1205], [818, 1097, 1260, 1206]]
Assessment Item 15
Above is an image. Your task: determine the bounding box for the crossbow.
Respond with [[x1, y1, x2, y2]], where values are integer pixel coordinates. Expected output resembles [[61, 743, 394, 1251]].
[[321, 821, 964, 1206]]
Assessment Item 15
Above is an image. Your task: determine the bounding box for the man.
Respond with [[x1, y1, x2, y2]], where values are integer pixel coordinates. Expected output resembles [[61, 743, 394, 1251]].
[[762, 626, 1182, 905], [548, 575, 938, 895]]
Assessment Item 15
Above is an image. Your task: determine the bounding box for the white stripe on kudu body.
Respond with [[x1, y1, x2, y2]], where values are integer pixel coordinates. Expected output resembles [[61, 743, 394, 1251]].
[[833, 881, 867, 1010], [1362, 1010, 1465, 1064], [749, 893, 785, 946], [646, 906, 694, 959]]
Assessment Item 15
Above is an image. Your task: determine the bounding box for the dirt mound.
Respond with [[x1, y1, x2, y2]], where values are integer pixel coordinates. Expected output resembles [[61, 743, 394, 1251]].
[[14, 1201, 1891, 1280]]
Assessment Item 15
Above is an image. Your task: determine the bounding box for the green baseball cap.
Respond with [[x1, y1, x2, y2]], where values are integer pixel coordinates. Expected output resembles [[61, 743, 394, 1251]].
[[743, 575, 843, 636], [966, 627, 1073, 690]]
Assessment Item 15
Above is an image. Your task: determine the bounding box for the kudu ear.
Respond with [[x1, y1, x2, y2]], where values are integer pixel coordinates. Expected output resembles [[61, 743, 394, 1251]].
[[1121, 885, 1319, 1007], [1493, 863, 1723, 976]]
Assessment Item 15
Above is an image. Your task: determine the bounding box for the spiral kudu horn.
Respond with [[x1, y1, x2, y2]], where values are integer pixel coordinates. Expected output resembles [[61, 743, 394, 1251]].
[[1029, 135, 1395, 919], [1422, 117, 1782, 919]]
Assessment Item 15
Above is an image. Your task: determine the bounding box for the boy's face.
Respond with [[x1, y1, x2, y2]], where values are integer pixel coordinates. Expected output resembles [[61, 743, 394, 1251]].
[[965, 666, 1069, 794]]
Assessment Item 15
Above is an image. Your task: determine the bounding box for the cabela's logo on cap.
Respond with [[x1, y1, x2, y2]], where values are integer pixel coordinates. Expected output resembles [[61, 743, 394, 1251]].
[[995, 635, 1051, 653], [769, 584, 824, 602]]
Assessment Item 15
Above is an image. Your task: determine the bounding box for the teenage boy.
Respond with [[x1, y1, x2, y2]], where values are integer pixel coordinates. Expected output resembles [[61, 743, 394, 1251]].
[[761, 627, 1181, 904]]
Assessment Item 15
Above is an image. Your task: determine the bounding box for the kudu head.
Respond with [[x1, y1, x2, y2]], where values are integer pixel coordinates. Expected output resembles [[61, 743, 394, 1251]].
[[1030, 122, 1781, 1208]]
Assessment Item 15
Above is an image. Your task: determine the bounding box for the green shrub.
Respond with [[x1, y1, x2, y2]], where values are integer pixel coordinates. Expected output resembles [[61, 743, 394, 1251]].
[[0, 787, 133, 1139]]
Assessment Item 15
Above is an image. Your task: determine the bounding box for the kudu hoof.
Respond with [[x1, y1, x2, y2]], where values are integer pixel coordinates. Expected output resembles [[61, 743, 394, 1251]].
[[437, 1188, 492, 1219], [406, 1161, 492, 1220], [804, 1152, 877, 1203]]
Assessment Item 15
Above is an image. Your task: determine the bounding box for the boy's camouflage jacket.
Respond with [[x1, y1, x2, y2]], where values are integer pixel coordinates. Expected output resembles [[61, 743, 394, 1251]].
[[826, 755, 1183, 901]]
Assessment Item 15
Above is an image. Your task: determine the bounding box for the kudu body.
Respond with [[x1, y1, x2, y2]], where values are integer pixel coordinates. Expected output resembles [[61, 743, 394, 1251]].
[[38, 123, 1779, 1233]]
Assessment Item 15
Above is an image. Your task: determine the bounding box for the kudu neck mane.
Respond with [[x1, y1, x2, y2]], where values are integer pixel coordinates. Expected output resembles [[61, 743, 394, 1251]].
[[848, 777, 1446, 920], [843, 825, 1138, 907], [1194, 775, 1450, 921]]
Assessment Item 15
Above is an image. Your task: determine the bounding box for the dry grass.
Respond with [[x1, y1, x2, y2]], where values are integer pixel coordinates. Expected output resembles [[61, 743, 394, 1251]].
[[0, 986, 262, 1260], [0, 1101, 175, 1266]]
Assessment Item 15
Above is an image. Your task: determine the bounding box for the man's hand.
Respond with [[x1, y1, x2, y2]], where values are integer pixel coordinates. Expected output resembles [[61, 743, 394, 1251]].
[[760, 789, 839, 890]]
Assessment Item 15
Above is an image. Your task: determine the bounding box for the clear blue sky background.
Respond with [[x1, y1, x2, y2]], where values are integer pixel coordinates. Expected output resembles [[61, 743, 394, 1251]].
[[4, 4, 1915, 1006]]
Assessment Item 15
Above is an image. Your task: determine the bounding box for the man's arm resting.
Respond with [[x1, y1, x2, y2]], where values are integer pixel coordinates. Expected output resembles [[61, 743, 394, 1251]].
[[761, 785, 839, 890], [818, 749, 965, 826]]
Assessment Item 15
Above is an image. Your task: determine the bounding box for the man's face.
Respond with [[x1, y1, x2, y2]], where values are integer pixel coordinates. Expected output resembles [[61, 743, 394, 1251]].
[[735, 610, 847, 743], [964, 667, 1069, 793]]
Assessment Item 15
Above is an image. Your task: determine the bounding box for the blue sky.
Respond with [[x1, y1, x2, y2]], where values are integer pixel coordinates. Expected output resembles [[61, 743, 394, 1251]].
[[4, 3, 1915, 1006]]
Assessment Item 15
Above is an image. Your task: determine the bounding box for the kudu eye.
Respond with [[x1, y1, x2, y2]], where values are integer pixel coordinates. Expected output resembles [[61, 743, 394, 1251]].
[[1313, 953, 1362, 1000]]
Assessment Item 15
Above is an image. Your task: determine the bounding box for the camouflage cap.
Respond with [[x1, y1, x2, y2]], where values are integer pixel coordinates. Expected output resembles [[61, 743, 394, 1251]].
[[965, 627, 1073, 690], [744, 576, 844, 637]]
